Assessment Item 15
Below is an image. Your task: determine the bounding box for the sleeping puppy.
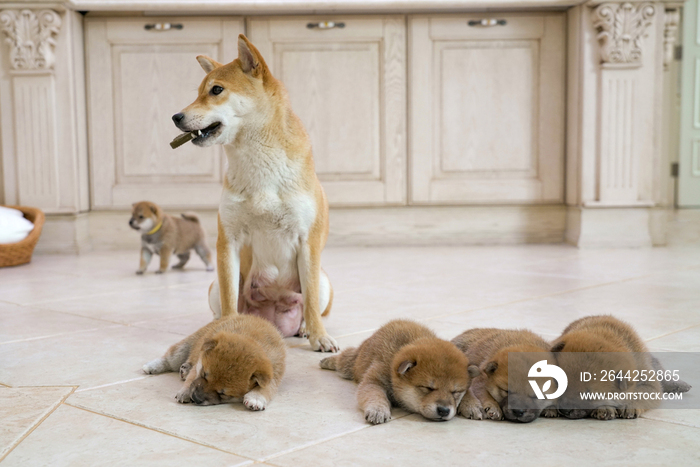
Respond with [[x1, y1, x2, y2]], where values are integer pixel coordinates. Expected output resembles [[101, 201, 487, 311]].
[[142, 314, 285, 411], [552, 315, 662, 420], [452, 328, 557, 423], [320, 320, 476, 424]]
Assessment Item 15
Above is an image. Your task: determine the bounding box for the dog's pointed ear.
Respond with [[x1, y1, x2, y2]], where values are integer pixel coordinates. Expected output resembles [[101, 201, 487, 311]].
[[201, 338, 217, 352], [251, 364, 272, 388], [468, 364, 481, 378], [150, 204, 158, 215], [132, 202, 137, 208], [237, 34, 267, 78], [551, 341, 566, 353], [196, 55, 221, 74], [483, 361, 498, 375], [397, 360, 415, 376]]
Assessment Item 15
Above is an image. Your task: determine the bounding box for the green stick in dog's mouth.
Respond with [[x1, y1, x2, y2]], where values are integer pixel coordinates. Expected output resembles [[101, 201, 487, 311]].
[[169, 122, 222, 149]]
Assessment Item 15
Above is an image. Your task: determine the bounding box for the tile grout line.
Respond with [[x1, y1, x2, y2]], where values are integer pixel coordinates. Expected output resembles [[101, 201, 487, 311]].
[[0, 386, 77, 463], [639, 416, 700, 430], [74, 376, 152, 393], [0, 324, 124, 346], [646, 323, 700, 343], [63, 402, 258, 462]]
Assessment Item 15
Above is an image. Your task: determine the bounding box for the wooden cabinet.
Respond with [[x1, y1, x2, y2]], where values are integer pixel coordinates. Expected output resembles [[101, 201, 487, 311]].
[[247, 16, 407, 206], [409, 14, 566, 204], [85, 17, 244, 209]]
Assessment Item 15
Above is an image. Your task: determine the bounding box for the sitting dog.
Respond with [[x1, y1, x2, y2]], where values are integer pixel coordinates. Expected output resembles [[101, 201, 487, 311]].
[[142, 314, 285, 411], [451, 328, 557, 423], [320, 320, 476, 424], [552, 315, 664, 420], [129, 201, 214, 274], [171, 35, 336, 349]]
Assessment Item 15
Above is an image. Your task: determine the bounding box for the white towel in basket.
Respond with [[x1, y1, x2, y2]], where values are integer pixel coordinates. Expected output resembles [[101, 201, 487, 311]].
[[0, 206, 34, 244]]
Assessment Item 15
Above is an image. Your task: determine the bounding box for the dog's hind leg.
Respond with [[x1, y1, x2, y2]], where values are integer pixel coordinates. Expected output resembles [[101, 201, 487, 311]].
[[320, 347, 358, 380], [195, 242, 215, 271], [142, 337, 194, 375], [172, 252, 190, 269]]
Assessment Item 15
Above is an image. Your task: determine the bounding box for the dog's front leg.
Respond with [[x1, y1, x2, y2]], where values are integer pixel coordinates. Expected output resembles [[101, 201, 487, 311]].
[[298, 239, 338, 352], [156, 246, 172, 274], [136, 247, 152, 275], [216, 218, 240, 318]]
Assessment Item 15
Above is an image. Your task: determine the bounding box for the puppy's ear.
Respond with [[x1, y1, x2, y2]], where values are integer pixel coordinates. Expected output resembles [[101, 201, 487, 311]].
[[251, 363, 273, 388], [467, 364, 481, 378], [150, 204, 158, 215], [483, 361, 498, 375], [196, 55, 221, 73], [132, 202, 137, 208], [201, 338, 217, 353], [397, 360, 415, 376], [237, 34, 266, 78], [551, 341, 566, 353]]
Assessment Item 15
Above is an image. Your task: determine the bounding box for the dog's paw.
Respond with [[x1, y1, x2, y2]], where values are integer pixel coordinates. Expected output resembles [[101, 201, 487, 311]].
[[542, 406, 559, 418], [591, 406, 617, 420], [243, 391, 267, 411], [179, 362, 192, 380], [155, 269, 165, 275], [172, 264, 185, 270], [364, 405, 391, 425], [483, 402, 504, 421], [136, 269, 145, 275], [618, 406, 641, 419], [142, 358, 167, 374], [309, 334, 339, 353], [459, 402, 484, 420], [319, 356, 337, 370], [175, 387, 192, 404], [206, 265, 215, 272], [297, 322, 308, 338]]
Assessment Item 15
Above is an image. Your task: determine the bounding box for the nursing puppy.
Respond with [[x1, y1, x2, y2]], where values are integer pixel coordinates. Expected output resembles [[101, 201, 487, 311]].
[[172, 35, 336, 350], [320, 320, 474, 424], [452, 328, 557, 423], [552, 315, 661, 420], [129, 201, 214, 274], [142, 314, 285, 411]]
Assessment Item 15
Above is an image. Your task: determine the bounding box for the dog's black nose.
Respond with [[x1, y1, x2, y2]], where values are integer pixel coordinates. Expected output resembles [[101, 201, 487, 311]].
[[172, 113, 185, 124], [437, 406, 450, 417], [191, 391, 203, 405], [511, 409, 525, 418]]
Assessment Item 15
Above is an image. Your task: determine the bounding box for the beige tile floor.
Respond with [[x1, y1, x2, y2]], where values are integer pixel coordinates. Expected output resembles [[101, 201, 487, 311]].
[[1, 245, 700, 466]]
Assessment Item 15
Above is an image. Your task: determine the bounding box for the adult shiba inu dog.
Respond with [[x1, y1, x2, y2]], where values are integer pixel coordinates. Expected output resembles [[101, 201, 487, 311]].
[[171, 35, 336, 351], [320, 320, 476, 424], [451, 328, 558, 423], [552, 315, 668, 420], [143, 314, 286, 411]]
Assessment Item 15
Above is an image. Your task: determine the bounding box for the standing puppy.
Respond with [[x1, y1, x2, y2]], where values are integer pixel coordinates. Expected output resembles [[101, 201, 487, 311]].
[[129, 201, 214, 274], [452, 328, 557, 423], [172, 34, 336, 350], [320, 320, 474, 424], [143, 314, 285, 411]]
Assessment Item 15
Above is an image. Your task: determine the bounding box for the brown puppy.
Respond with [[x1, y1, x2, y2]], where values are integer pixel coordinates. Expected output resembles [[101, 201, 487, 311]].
[[320, 320, 474, 424], [552, 315, 662, 420], [129, 200, 214, 274], [452, 328, 557, 423], [142, 314, 285, 411]]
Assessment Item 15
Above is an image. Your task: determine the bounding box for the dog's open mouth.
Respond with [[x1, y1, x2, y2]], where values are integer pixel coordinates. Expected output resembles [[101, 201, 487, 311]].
[[192, 122, 222, 143]]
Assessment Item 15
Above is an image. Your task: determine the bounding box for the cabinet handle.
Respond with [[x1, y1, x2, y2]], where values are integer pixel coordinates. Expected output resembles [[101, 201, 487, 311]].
[[467, 19, 507, 27], [144, 23, 184, 31], [307, 21, 345, 30]]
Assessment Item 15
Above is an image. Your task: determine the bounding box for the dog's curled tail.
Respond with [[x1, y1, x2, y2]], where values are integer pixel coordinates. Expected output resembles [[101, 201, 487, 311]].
[[181, 212, 200, 223]]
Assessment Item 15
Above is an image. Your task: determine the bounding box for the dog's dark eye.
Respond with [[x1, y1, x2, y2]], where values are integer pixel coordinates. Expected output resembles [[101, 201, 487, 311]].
[[139, 215, 144, 219], [211, 85, 224, 95], [420, 386, 435, 393]]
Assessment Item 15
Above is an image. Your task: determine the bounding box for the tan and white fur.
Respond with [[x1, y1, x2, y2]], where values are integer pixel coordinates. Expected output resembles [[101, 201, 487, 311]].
[[172, 35, 336, 349]]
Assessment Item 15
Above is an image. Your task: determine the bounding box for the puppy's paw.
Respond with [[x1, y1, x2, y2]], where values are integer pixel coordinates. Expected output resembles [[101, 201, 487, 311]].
[[319, 356, 338, 370], [179, 362, 192, 380], [243, 391, 267, 411], [309, 334, 339, 353], [175, 387, 192, 404], [142, 358, 167, 374], [364, 405, 391, 425], [619, 406, 642, 419], [542, 406, 559, 418], [591, 406, 617, 420], [483, 402, 503, 421], [205, 265, 215, 272], [172, 264, 185, 270], [155, 269, 165, 274], [459, 403, 484, 420], [297, 322, 308, 338], [136, 269, 145, 275]]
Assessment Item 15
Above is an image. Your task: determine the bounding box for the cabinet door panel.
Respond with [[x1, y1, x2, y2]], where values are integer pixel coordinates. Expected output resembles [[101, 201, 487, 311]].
[[248, 16, 406, 206], [410, 14, 565, 204], [86, 17, 243, 209]]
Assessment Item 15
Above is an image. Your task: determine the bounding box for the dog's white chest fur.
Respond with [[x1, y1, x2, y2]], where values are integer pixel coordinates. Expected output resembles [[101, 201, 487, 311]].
[[220, 144, 316, 282]]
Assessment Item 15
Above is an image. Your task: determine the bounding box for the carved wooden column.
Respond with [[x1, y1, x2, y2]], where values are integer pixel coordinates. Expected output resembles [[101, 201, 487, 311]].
[[0, 8, 89, 252], [566, 1, 667, 247]]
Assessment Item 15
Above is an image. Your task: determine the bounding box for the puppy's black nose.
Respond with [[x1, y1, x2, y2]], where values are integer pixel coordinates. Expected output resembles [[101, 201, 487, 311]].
[[511, 409, 525, 418], [172, 113, 185, 124], [437, 406, 450, 417], [191, 391, 203, 405]]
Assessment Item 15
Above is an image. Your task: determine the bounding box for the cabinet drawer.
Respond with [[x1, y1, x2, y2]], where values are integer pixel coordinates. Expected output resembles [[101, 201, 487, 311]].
[[428, 15, 545, 40], [104, 18, 226, 43]]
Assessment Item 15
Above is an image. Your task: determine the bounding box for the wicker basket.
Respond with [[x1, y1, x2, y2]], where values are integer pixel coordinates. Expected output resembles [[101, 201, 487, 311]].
[[0, 205, 45, 268]]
